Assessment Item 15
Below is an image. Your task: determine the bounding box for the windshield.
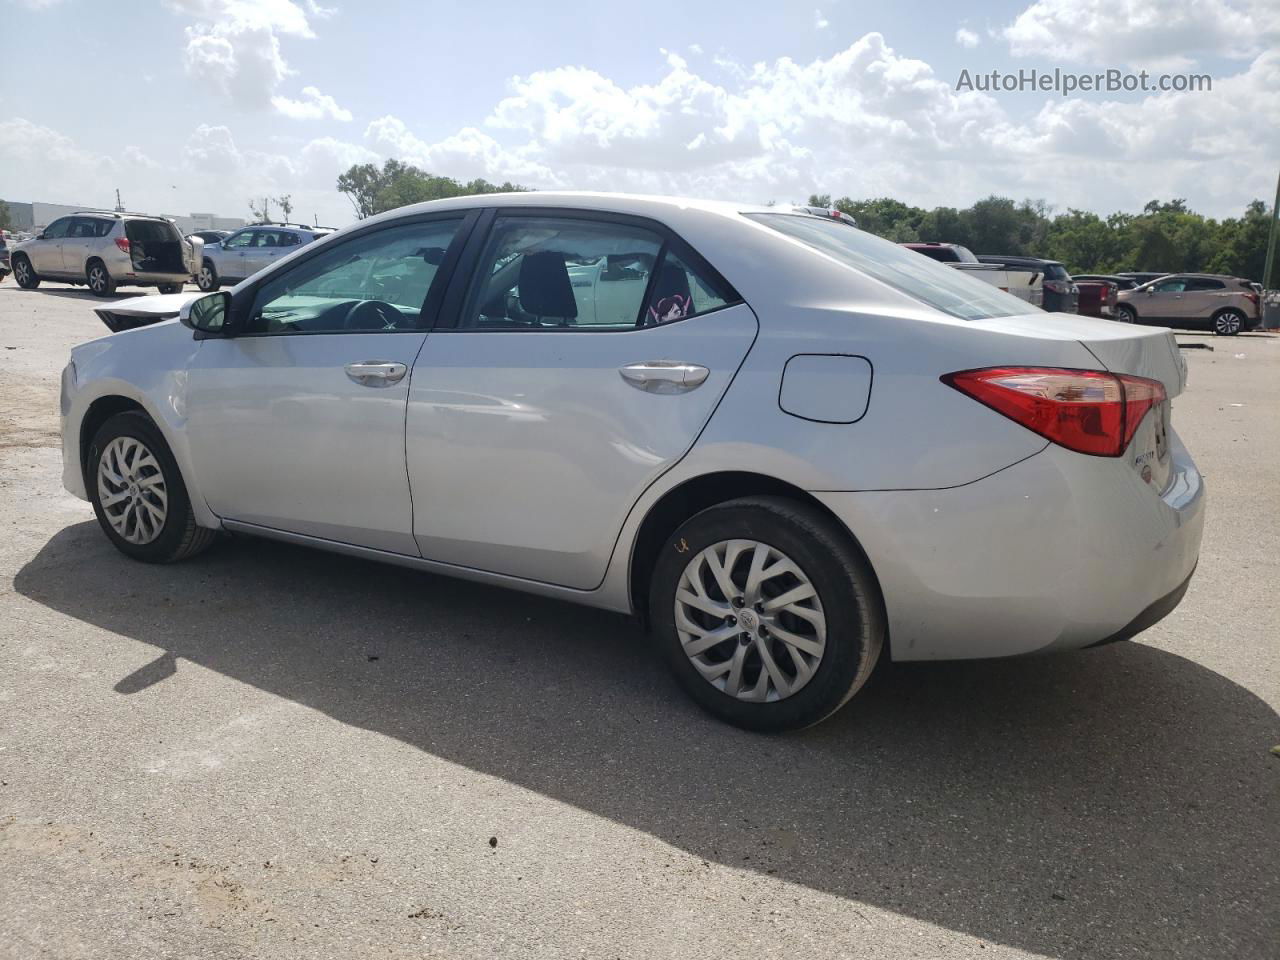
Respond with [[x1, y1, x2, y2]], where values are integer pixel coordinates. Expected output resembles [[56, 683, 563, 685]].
[[747, 214, 1032, 321]]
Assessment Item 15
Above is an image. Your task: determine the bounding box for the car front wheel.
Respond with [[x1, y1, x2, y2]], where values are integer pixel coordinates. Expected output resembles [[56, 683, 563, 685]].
[[649, 496, 884, 732], [13, 254, 40, 289], [88, 411, 217, 563], [1115, 305, 1137, 324], [157, 283, 183, 294]]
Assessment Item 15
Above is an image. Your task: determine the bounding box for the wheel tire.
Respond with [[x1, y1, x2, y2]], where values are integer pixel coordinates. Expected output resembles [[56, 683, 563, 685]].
[[87, 411, 217, 564], [1213, 309, 1243, 336], [13, 254, 40, 289], [197, 260, 220, 292], [649, 496, 884, 732], [87, 260, 117, 297], [1115, 304, 1137, 324], [157, 283, 183, 294]]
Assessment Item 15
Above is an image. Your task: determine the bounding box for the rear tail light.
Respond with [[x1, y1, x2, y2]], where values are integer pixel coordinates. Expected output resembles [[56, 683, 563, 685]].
[[1244, 292, 1259, 309], [1044, 280, 1072, 294], [942, 367, 1166, 457], [114, 237, 130, 253]]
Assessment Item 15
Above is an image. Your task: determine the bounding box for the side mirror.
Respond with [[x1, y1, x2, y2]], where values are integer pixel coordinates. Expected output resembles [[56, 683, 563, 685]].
[[180, 291, 232, 338], [1146, 288, 1155, 296]]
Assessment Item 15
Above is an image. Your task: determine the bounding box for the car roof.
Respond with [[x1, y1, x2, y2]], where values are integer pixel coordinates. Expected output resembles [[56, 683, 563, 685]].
[[360, 191, 779, 226], [977, 254, 1063, 266]]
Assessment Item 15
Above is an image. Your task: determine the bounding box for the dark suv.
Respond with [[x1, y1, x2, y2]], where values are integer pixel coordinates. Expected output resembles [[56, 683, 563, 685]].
[[978, 256, 1079, 312]]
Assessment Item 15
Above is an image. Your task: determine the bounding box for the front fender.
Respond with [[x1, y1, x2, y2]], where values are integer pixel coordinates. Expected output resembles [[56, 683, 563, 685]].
[[63, 322, 220, 528]]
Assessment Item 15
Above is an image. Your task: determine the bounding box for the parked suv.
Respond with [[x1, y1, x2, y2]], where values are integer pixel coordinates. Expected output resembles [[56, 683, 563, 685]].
[[978, 256, 1079, 312], [197, 223, 334, 291], [1115, 273, 1261, 335], [901, 242, 978, 263], [10, 212, 200, 297]]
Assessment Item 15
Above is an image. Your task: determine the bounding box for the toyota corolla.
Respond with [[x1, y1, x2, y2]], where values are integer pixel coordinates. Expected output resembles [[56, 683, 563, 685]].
[[61, 193, 1204, 731]]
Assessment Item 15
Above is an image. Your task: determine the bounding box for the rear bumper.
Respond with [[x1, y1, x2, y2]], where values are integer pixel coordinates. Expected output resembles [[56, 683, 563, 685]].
[[814, 431, 1205, 660]]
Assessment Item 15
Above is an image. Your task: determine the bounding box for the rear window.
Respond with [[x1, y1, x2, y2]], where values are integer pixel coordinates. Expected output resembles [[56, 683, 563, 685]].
[[125, 220, 180, 243], [1043, 264, 1070, 281], [749, 214, 1031, 321]]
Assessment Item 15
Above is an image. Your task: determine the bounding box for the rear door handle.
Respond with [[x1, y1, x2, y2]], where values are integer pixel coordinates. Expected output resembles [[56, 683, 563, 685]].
[[344, 360, 407, 387], [619, 361, 709, 394]]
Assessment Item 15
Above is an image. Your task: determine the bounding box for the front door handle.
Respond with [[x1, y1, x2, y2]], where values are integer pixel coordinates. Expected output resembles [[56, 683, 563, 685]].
[[619, 361, 709, 394], [344, 360, 407, 387]]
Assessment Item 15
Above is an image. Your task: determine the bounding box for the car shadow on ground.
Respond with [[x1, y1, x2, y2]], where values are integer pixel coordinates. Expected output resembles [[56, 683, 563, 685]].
[[14, 523, 1278, 959]]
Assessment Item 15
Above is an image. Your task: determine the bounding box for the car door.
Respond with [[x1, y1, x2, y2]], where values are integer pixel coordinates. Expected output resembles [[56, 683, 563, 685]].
[[406, 210, 758, 590], [1182, 277, 1226, 324], [31, 217, 72, 274], [1143, 277, 1189, 321], [217, 229, 256, 281], [184, 213, 473, 553], [60, 217, 99, 274]]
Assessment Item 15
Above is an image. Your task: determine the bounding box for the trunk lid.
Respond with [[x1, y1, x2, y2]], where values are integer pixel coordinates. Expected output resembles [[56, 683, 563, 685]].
[[967, 312, 1186, 397], [967, 312, 1185, 491]]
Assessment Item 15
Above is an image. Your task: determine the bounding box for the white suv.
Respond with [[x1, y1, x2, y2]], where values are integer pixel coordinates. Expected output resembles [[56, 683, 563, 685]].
[[197, 223, 334, 291], [10, 212, 201, 297]]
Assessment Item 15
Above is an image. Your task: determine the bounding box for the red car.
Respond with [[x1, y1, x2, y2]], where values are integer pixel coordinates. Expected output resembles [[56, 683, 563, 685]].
[[1074, 278, 1118, 319]]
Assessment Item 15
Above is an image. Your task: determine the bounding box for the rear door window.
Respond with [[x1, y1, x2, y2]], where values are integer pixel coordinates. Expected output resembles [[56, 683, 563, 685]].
[[1184, 278, 1224, 291], [460, 216, 664, 330], [641, 251, 732, 326]]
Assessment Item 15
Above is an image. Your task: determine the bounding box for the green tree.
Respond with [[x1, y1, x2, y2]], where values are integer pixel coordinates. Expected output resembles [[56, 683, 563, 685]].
[[248, 197, 272, 223], [337, 160, 527, 219], [0, 200, 11, 232]]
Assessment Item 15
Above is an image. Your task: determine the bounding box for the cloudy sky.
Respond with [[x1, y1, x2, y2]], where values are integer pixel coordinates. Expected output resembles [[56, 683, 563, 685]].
[[2, 0, 1277, 226]]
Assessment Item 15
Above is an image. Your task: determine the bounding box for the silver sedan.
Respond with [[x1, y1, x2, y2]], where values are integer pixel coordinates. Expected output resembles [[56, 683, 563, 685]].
[[61, 193, 1204, 730]]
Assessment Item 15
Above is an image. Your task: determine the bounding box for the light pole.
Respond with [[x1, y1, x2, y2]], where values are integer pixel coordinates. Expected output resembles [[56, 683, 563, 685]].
[[1264, 167, 1280, 329]]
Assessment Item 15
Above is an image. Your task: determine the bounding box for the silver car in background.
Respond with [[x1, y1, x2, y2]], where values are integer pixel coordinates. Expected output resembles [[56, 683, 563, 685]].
[[10, 212, 200, 296], [60, 193, 1204, 731], [196, 223, 334, 292]]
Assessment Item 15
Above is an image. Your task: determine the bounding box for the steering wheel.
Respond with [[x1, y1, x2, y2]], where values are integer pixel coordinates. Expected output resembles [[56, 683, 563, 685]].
[[344, 299, 403, 331]]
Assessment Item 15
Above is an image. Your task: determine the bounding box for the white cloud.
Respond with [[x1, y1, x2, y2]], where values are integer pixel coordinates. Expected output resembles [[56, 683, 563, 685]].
[[353, 31, 1278, 217], [955, 27, 980, 48], [1003, 0, 1279, 69], [169, 0, 349, 119], [272, 85, 353, 121], [814, 9, 829, 30]]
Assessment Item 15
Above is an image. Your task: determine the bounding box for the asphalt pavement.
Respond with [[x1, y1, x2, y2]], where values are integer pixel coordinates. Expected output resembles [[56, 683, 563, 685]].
[[1, 281, 1276, 959]]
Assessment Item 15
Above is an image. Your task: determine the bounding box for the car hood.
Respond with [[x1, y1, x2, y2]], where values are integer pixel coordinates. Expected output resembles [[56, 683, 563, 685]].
[[94, 291, 204, 333]]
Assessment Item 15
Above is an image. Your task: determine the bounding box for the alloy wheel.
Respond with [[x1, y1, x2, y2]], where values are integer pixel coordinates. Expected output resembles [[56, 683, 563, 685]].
[[15, 260, 29, 284], [89, 266, 106, 294], [97, 436, 168, 545], [674, 539, 826, 703], [1215, 311, 1241, 335], [199, 265, 214, 290]]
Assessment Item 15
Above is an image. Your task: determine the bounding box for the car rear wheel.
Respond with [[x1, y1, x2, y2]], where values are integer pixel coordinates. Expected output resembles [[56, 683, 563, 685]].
[[157, 283, 183, 294], [88, 411, 217, 563], [1115, 304, 1137, 324], [13, 254, 40, 289], [87, 260, 116, 297], [649, 496, 884, 732], [1213, 309, 1244, 336], [197, 260, 220, 292]]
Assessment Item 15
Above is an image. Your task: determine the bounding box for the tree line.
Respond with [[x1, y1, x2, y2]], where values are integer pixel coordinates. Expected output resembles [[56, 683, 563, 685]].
[[809, 193, 1274, 282], [331, 161, 1273, 283]]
